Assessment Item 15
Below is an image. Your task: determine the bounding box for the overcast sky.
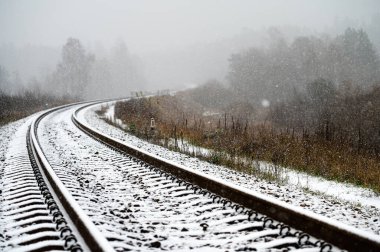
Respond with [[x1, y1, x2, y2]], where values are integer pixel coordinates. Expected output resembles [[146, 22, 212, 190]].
[[1, 0, 379, 53]]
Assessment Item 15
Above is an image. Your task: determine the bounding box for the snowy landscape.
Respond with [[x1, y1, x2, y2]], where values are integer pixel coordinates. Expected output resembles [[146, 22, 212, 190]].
[[88, 103, 380, 235], [1, 0, 380, 251]]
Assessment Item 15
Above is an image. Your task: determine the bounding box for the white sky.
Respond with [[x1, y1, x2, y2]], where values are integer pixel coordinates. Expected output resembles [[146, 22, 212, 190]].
[[0, 0, 379, 53]]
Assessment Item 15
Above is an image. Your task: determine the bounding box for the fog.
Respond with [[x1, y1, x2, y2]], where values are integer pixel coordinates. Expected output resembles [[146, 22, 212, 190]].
[[0, 0, 379, 97]]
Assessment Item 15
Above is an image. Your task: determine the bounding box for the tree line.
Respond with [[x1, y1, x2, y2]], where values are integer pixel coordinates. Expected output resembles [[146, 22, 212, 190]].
[[271, 79, 380, 155], [227, 28, 380, 105], [0, 38, 145, 100], [0, 37, 145, 123], [176, 28, 380, 158], [110, 27, 380, 191]]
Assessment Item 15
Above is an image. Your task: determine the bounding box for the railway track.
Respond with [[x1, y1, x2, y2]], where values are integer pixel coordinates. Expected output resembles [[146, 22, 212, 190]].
[[1, 101, 379, 251], [1, 105, 113, 251]]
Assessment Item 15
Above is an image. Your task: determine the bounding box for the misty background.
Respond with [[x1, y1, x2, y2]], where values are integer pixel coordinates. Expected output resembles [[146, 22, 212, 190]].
[[0, 0, 380, 99]]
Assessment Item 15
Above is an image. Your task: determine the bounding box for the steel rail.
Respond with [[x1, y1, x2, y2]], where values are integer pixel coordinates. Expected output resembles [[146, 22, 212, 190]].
[[73, 100, 380, 252], [29, 103, 115, 252]]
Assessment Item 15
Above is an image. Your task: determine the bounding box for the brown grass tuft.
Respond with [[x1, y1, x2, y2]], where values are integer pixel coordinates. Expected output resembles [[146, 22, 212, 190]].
[[113, 95, 380, 193]]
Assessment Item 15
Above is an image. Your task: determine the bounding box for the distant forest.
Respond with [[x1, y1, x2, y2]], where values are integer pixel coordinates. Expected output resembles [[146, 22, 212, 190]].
[[181, 28, 380, 154], [0, 37, 145, 123], [0, 38, 145, 100], [113, 28, 380, 191], [228, 28, 379, 103]]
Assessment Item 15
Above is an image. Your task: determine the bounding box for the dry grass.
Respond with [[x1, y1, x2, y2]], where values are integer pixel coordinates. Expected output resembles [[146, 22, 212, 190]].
[[0, 95, 73, 126], [114, 96, 380, 193]]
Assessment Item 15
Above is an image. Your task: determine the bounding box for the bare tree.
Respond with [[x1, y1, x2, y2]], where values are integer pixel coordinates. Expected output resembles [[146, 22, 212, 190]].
[[55, 38, 94, 98]]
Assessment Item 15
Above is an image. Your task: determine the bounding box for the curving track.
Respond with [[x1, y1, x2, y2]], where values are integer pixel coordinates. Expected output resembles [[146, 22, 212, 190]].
[[1, 105, 113, 251], [1, 101, 379, 251]]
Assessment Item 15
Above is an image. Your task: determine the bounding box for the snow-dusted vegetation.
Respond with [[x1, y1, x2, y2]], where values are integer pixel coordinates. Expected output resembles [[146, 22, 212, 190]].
[[111, 27, 380, 193], [85, 103, 380, 236], [1, 1, 380, 250]]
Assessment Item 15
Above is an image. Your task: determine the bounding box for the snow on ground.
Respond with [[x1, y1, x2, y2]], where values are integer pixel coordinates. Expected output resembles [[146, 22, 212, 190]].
[[42, 106, 296, 251], [102, 100, 128, 130], [256, 161, 380, 208], [175, 140, 380, 209], [0, 117, 32, 192], [0, 116, 37, 247], [83, 103, 380, 236], [99, 103, 380, 209]]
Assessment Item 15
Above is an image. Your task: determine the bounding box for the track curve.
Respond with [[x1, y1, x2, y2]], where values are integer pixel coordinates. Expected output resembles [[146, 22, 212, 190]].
[[72, 100, 380, 252], [29, 104, 114, 251], [2, 101, 379, 251]]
